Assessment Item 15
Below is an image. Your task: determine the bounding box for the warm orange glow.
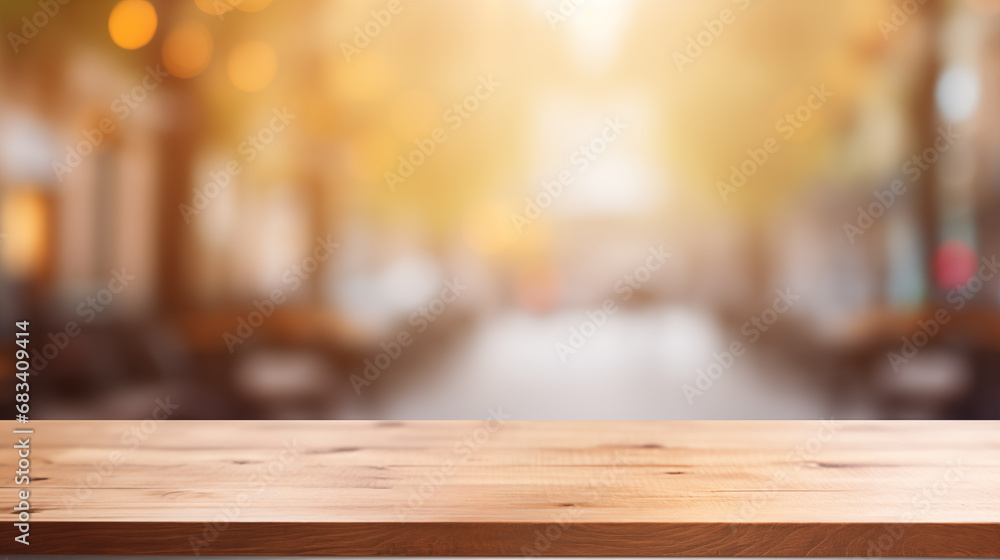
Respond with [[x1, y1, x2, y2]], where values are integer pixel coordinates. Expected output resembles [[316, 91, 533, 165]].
[[236, 0, 273, 12], [195, 0, 232, 16], [227, 41, 277, 92], [327, 54, 397, 104], [966, 0, 1000, 15], [351, 129, 398, 182], [162, 22, 214, 79], [388, 90, 441, 141], [1, 190, 48, 278], [196, 0, 272, 15], [108, 0, 157, 50], [462, 202, 518, 257]]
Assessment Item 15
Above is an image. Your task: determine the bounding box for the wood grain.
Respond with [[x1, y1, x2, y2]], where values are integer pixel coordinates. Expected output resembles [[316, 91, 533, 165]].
[[1, 420, 997, 555]]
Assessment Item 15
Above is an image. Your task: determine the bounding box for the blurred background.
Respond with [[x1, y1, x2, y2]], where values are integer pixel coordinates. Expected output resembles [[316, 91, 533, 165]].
[[1, 0, 998, 420]]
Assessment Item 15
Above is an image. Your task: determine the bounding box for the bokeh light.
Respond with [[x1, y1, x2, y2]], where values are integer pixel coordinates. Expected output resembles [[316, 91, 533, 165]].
[[935, 66, 980, 124], [227, 41, 277, 92], [0, 189, 48, 278], [934, 240, 977, 289], [108, 0, 158, 50], [162, 22, 214, 79]]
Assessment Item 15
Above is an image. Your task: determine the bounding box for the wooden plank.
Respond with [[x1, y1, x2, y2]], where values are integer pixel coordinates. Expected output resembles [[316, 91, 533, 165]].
[[0, 420, 997, 555]]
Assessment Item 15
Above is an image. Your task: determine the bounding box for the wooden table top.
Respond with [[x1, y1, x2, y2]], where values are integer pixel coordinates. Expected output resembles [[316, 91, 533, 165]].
[[1, 420, 997, 556]]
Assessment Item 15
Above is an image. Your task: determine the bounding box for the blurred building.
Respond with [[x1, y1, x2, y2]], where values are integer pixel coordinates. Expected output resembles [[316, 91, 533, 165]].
[[0, 0, 998, 420]]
